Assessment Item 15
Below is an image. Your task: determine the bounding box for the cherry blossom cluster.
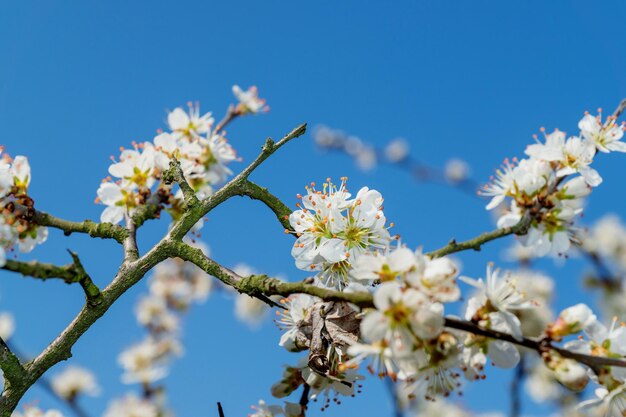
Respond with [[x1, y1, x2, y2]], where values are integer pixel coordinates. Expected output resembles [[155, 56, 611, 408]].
[[0, 151, 47, 266], [482, 111, 625, 257], [96, 85, 267, 229], [543, 304, 626, 415], [276, 174, 626, 414], [289, 178, 391, 289]]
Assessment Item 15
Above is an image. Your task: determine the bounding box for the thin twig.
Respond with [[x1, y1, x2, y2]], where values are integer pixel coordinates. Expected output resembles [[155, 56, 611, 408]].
[[612, 98, 626, 119], [67, 251, 102, 306], [217, 402, 225, 417], [162, 158, 199, 208], [214, 105, 240, 135], [425, 215, 531, 259]]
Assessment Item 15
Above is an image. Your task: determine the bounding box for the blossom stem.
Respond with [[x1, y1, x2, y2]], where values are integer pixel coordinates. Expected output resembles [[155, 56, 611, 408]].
[[425, 215, 531, 259], [214, 104, 240, 135]]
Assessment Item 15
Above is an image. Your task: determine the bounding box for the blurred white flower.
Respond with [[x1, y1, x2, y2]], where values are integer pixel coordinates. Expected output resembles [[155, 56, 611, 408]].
[[384, 138, 409, 162], [0, 312, 15, 340], [51, 366, 99, 400], [12, 407, 64, 417], [102, 393, 158, 417], [444, 158, 470, 183]]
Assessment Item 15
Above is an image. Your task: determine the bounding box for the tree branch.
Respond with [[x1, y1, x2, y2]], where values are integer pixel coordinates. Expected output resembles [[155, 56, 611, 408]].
[[66, 251, 102, 307], [214, 105, 240, 135], [162, 158, 199, 209], [123, 215, 139, 262], [167, 123, 306, 241], [31, 210, 127, 243], [171, 246, 626, 375], [0, 125, 308, 415], [0, 337, 26, 390], [237, 180, 293, 231], [3, 254, 102, 306], [425, 215, 531, 259], [612, 98, 626, 119]]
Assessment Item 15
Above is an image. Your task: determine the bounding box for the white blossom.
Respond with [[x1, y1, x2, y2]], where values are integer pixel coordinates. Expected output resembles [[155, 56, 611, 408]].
[[102, 394, 159, 417], [579, 112, 626, 153], [11, 407, 64, 417], [232, 85, 268, 114], [384, 138, 409, 162], [51, 366, 99, 399]]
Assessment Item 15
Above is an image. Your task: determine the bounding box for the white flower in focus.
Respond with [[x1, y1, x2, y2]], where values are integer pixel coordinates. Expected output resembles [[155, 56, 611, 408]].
[[168, 103, 214, 138], [232, 85, 269, 114], [0, 154, 13, 199], [10, 156, 31, 193], [577, 384, 626, 417], [548, 303, 596, 340], [347, 340, 398, 379], [302, 366, 363, 400], [460, 264, 535, 368], [108, 148, 157, 189], [362, 282, 444, 346], [290, 179, 390, 288], [277, 294, 317, 351], [407, 253, 460, 303], [565, 317, 626, 379], [97, 181, 139, 224], [551, 358, 589, 392], [51, 366, 99, 400], [480, 159, 518, 210], [462, 264, 534, 323], [384, 138, 409, 162], [526, 131, 601, 186], [578, 112, 626, 153], [102, 393, 159, 417], [350, 246, 417, 284], [197, 133, 238, 185]]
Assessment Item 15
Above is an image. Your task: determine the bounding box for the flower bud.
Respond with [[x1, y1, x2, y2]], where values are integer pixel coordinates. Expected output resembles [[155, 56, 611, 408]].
[[551, 358, 589, 392], [547, 303, 596, 340]]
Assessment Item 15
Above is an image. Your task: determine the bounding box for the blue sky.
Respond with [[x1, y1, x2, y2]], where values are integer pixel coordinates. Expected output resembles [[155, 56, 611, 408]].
[[1, 1, 626, 416]]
